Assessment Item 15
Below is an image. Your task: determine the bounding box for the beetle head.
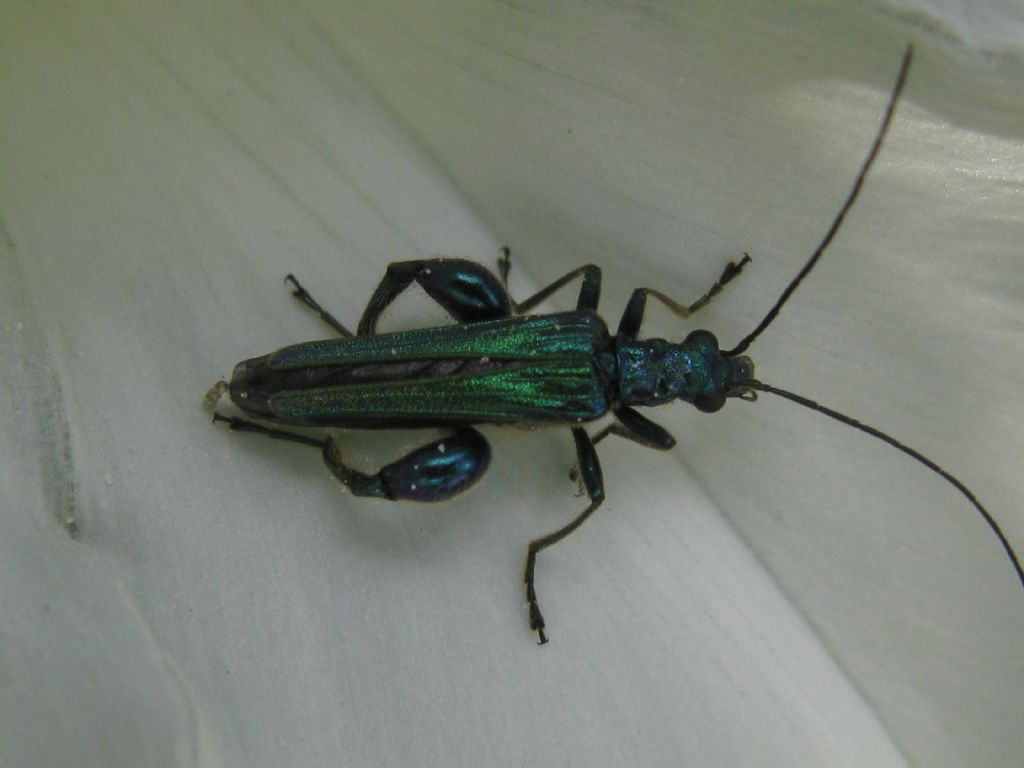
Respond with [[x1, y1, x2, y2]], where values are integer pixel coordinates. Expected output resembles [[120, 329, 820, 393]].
[[682, 330, 756, 412]]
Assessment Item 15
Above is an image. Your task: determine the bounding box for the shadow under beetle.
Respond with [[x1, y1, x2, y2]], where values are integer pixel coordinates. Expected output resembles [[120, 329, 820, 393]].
[[208, 46, 1023, 644]]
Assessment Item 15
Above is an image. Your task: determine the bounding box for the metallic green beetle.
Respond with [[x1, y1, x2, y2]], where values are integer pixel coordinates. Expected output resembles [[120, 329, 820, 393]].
[[208, 47, 1022, 643]]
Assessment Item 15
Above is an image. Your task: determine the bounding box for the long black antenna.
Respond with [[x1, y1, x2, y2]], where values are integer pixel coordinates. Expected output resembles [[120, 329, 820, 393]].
[[724, 45, 914, 358], [744, 380, 1024, 591]]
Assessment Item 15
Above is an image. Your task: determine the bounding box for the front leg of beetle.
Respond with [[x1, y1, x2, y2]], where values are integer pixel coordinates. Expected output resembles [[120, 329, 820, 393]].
[[525, 427, 605, 644], [617, 254, 751, 339]]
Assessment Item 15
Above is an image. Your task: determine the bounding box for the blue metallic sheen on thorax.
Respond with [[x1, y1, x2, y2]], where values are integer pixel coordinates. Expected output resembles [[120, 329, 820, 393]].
[[615, 336, 719, 407]]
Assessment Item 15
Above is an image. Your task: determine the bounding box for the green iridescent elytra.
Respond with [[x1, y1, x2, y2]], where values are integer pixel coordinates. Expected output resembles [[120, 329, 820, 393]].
[[231, 312, 616, 427]]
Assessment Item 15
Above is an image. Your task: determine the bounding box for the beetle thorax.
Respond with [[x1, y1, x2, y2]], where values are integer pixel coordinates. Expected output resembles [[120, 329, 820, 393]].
[[615, 331, 751, 412], [615, 337, 702, 407]]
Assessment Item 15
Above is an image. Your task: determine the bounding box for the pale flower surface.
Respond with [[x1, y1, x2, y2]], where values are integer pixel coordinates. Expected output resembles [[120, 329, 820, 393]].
[[1, 2, 1022, 767]]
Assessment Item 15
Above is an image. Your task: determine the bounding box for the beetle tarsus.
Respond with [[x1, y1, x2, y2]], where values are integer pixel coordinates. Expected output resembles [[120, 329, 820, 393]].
[[285, 273, 354, 337], [497, 246, 512, 288], [527, 589, 548, 645], [535, 627, 549, 646], [212, 412, 327, 450]]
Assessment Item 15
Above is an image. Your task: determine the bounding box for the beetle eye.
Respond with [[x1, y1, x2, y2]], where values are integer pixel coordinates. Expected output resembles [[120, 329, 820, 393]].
[[694, 393, 726, 413]]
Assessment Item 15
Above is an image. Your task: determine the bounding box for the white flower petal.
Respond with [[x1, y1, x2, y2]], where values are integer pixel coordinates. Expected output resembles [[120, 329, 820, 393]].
[[1, 3, 1021, 767]]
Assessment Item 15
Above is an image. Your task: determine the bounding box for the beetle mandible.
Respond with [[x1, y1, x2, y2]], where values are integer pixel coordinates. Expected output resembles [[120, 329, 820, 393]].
[[207, 46, 1023, 644]]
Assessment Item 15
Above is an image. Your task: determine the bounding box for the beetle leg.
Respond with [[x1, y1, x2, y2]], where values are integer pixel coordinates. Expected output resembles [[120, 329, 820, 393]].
[[570, 407, 675, 482], [616, 254, 751, 339], [213, 413, 327, 448], [525, 427, 605, 644], [285, 274, 355, 337], [357, 259, 512, 335], [214, 414, 492, 503], [497, 246, 513, 291], [501, 248, 602, 314], [322, 428, 491, 502], [592, 407, 676, 450]]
